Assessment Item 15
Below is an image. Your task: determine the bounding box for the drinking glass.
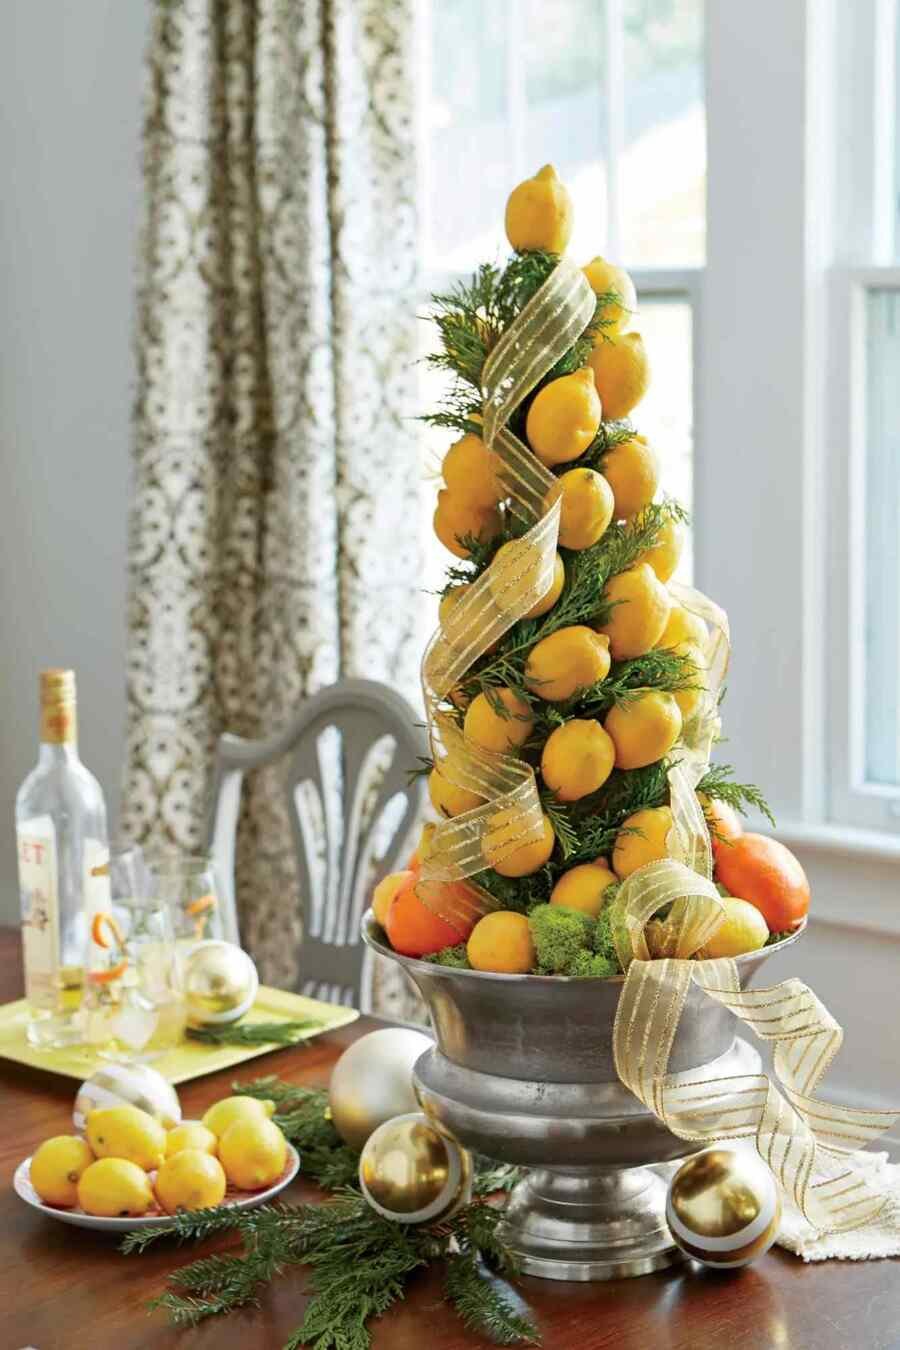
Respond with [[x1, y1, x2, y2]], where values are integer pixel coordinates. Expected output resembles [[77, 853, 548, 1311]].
[[81, 845, 187, 1060], [142, 853, 226, 968]]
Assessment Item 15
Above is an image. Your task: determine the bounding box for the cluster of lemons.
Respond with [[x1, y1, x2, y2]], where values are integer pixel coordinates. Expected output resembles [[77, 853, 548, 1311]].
[[28, 1094, 286, 1218], [428, 165, 708, 911]]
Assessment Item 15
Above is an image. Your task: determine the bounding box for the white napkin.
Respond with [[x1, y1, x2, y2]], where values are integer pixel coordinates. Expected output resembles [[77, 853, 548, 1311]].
[[776, 1149, 900, 1262]]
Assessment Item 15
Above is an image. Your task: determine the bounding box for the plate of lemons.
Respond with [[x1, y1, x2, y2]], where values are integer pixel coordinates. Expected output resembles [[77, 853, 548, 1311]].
[[14, 1093, 300, 1232]]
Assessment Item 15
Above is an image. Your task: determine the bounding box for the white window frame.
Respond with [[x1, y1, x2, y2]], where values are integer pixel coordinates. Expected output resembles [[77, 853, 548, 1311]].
[[827, 0, 900, 832]]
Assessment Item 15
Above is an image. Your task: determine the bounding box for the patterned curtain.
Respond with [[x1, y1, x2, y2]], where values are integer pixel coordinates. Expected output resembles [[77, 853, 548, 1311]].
[[122, 0, 423, 1015]]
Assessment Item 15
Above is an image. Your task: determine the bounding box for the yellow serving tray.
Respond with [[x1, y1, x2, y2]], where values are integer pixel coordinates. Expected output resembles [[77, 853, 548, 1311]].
[[0, 986, 359, 1084]]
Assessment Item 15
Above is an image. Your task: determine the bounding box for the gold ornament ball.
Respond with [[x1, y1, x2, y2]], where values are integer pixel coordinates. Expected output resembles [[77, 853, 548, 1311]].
[[666, 1147, 781, 1268], [328, 1027, 433, 1151], [359, 1111, 472, 1224], [182, 940, 259, 1028]]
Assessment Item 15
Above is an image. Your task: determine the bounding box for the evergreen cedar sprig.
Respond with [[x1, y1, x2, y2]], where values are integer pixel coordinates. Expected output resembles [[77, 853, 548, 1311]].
[[695, 762, 777, 828], [185, 1020, 321, 1048], [122, 1080, 533, 1349]]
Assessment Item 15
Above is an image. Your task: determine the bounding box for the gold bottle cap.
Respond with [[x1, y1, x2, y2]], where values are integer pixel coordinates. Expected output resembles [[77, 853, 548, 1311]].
[[39, 669, 77, 743], [40, 669, 76, 702]]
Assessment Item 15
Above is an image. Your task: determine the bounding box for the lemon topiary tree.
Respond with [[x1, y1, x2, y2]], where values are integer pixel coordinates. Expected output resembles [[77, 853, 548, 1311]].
[[378, 163, 795, 977]]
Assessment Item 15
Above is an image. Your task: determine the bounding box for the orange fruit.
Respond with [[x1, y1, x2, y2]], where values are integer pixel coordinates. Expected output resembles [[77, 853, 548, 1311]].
[[372, 870, 416, 927], [713, 834, 810, 932], [385, 879, 469, 957]]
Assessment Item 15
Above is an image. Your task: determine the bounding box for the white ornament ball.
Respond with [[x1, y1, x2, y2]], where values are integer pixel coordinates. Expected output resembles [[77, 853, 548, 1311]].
[[73, 1062, 181, 1132], [328, 1027, 433, 1151], [666, 1147, 781, 1268]]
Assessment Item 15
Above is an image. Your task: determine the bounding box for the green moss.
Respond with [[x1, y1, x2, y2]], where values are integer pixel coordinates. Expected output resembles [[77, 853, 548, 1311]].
[[424, 943, 472, 969]]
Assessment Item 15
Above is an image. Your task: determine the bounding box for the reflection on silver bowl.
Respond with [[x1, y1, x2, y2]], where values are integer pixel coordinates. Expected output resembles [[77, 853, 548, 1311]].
[[363, 911, 804, 1281]]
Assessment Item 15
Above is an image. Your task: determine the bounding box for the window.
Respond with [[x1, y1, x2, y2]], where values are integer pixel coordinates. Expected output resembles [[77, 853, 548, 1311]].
[[829, 0, 900, 830], [417, 0, 706, 621]]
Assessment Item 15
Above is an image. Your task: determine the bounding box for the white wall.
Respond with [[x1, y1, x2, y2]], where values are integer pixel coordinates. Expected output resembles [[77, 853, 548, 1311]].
[[0, 2, 147, 922]]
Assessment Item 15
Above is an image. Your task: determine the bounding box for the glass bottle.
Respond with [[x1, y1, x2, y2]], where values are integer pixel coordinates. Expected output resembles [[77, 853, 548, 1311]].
[[16, 669, 109, 1047]]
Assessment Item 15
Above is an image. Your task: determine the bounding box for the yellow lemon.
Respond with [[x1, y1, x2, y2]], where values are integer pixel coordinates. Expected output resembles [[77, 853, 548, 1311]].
[[463, 687, 534, 753], [505, 163, 573, 254], [656, 602, 707, 650], [441, 433, 502, 510], [428, 765, 483, 817], [483, 808, 555, 877], [489, 540, 565, 620], [29, 1135, 95, 1208], [701, 897, 769, 959], [601, 435, 660, 520], [166, 1123, 218, 1159], [526, 368, 602, 468], [85, 1105, 166, 1171], [604, 691, 682, 770], [671, 641, 707, 722], [549, 862, 618, 918], [595, 563, 671, 659], [612, 806, 673, 880], [637, 514, 684, 582], [553, 467, 615, 550], [541, 719, 616, 802], [587, 331, 650, 421], [218, 1116, 287, 1192], [433, 489, 502, 560], [582, 256, 637, 335], [155, 1148, 227, 1214], [202, 1095, 276, 1140], [467, 911, 535, 974], [525, 626, 611, 702], [77, 1158, 154, 1218]]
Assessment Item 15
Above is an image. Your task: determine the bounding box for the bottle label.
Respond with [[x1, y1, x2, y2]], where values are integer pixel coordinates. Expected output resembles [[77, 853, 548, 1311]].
[[18, 830, 59, 1007]]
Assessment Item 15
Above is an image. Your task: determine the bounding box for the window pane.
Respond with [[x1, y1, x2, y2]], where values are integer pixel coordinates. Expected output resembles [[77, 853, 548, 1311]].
[[634, 293, 693, 580], [426, 1, 511, 272], [522, 0, 608, 265], [426, 0, 706, 272], [864, 289, 900, 787], [622, 0, 706, 267]]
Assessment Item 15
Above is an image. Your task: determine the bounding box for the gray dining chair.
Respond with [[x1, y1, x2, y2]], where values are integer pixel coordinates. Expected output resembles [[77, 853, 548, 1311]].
[[206, 678, 428, 1012]]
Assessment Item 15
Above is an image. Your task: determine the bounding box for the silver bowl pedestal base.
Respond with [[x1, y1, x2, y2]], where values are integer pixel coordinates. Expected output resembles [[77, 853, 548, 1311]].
[[414, 1036, 762, 1281], [503, 1165, 682, 1280]]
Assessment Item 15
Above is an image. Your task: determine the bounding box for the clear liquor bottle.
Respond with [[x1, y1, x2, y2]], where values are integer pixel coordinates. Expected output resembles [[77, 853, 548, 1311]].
[[16, 669, 110, 1047]]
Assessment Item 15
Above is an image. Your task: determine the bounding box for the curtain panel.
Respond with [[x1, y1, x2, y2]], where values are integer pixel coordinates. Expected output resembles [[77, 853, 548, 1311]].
[[122, 0, 422, 1011]]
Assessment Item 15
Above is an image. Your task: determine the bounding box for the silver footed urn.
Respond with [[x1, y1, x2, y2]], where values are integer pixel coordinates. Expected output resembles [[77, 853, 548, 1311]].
[[363, 912, 802, 1281]]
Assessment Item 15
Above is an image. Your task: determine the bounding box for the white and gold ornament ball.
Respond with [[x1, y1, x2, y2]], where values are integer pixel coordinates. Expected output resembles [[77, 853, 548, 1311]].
[[182, 939, 259, 1028], [73, 1062, 181, 1132], [328, 1027, 433, 1151], [666, 1147, 781, 1268], [359, 1112, 472, 1224]]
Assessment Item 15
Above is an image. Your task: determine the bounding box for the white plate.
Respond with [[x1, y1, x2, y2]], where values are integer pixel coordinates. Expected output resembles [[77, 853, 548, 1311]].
[[14, 1139, 300, 1233]]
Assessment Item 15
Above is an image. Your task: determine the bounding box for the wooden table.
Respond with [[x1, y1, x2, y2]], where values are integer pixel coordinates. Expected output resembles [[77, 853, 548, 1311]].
[[0, 930, 897, 1350]]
